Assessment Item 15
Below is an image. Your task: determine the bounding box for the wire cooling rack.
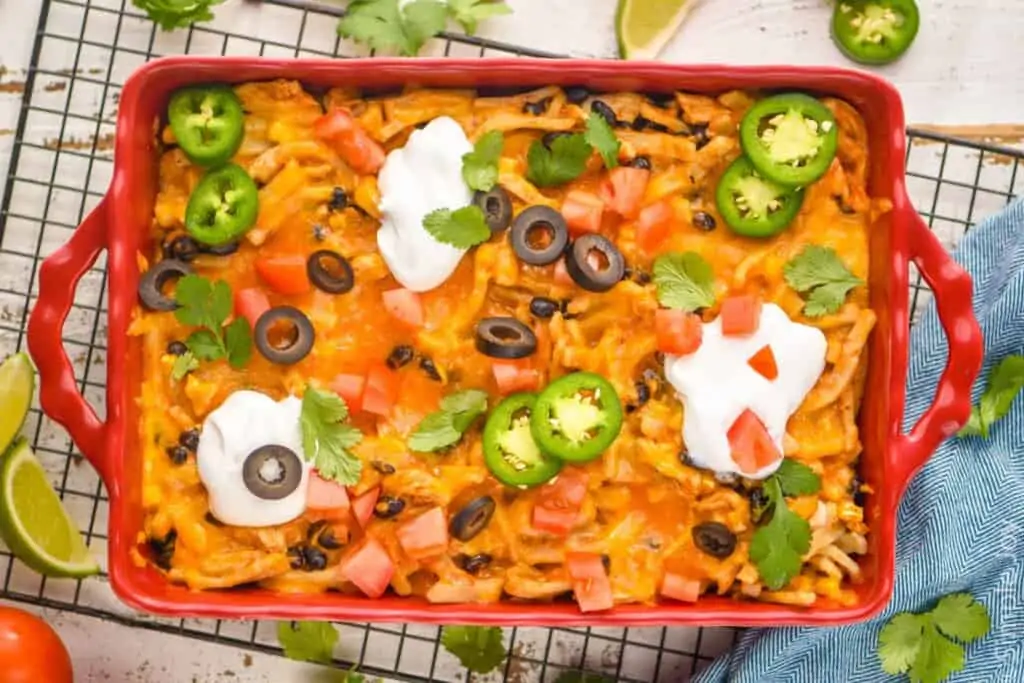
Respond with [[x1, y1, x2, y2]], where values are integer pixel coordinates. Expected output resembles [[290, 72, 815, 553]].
[[0, 1, 1021, 682]]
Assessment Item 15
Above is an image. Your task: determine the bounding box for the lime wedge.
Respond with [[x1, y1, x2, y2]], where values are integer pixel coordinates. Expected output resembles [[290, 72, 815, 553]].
[[616, 0, 699, 60], [0, 439, 100, 578], [0, 353, 34, 454]]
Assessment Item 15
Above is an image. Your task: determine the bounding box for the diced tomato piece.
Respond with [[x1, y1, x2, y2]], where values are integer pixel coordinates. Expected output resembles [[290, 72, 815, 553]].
[[492, 361, 540, 394], [747, 344, 779, 381], [566, 553, 614, 613], [719, 295, 762, 336], [306, 471, 351, 518], [531, 506, 579, 536], [635, 200, 674, 254], [561, 190, 605, 236], [396, 507, 449, 560], [602, 166, 650, 219], [351, 487, 380, 528], [727, 409, 782, 474], [314, 108, 358, 139], [532, 469, 589, 536], [566, 552, 607, 581], [661, 573, 701, 603], [362, 364, 399, 417], [382, 288, 424, 327], [553, 258, 574, 287], [655, 309, 703, 356], [314, 109, 386, 176], [254, 255, 311, 295], [233, 288, 270, 330], [330, 373, 365, 413], [338, 537, 394, 598]]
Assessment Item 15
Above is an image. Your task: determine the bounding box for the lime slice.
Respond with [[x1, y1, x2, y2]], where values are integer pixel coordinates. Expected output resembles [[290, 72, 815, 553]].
[[0, 353, 34, 454], [616, 0, 699, 60], [0, 439, 100, 578]]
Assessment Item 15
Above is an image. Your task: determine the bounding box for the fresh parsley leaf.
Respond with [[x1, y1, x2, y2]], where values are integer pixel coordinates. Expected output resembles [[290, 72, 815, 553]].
[[440, 625, 507, 674], [186, 329, 225, 362], [959, 355, 1024, 438], [338, 0, 447, 56], [447, 0, 512, 34], [170, 351, 199, 382], [584, 111, 620, 169], [423, 206, 491, 249], [301, 386, 364, 486], [879, 613, 927, 675], [526, 133, 592, 187], [409, 389, 488, 452], [553, 672, 615, 683], [652, 252, 715, 312], [929, 592, 991, 643], [224, 317, 252, 369], [749, 477, 811, 590], [277, 620, 338, 664], [772, 458, 821, 497], [783, 245, 862, 317], [462, 130, 504, 192], [911, 622, 965, 683], [132, 0, 224, 31]]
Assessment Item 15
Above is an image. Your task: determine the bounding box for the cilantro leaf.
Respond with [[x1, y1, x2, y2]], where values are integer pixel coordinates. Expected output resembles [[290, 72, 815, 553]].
[[783, 245, 862, 317], [773, 458, 821, 497], [423, 206, 491, 249], [402, 0, 449, 50], [930, 593, 990, 643], [174, 274, 214, 328], [173, 274, 253, 372], [447, 0, 512, 35], [186, 329, 225, 361], [342, 671, 366, 683], [652, 252, 715, 312], [277, 620, 338, 664], [440, 625, 507, 674], [462, 130, 504, 192], [526, 134, 592, 187], [879, 613, 927, 674], [301, 386, 364, 486], [132, 0, 224, 31], [224, 317, 252, 369], [749, 478, 811, 590], [338, 0, 447, 56], [170, 351, 199, 382], [911, 622, 965, 683], [584, 111, 620, 169], [409, 389, 488, 452], [441, 388, 489, 416], [959, 355, 1024, 438]]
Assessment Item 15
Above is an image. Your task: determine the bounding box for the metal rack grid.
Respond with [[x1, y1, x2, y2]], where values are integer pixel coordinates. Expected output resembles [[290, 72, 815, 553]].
[[0, 1, 1021, 681]]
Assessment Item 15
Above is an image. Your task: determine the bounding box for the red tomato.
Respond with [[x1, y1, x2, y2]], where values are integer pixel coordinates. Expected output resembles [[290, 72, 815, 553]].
[[396, 507, 449, 560], [655, 309, 703, 355], [314, 109, 386, 175], [566, 552, 606, 581], [635, 200, 674, 254], [492, 361, 541, 394], [330, 373, 366, 413], [727, 409, 782, 474], [566, 552, 614, 613], [254, 255, 311, 295], [553, 258, 574, 287], [351, 486, 380, 528], [747, 344, 779, 381], [660, 573, 702, 602], [532, 469, 589, 535], [362, 364, 399, 416], [382, 288, 424, 327], [0, 606, 74, 683], [561, 190, 605, 236], [233, 288, 271, 330], [338, 537, 394, 598], [601, 166, 650, 218], [307, 472, 351, 518], [313, 108, 358, 139], [719, 295, 762, 336], [531, 505, 579, 536]]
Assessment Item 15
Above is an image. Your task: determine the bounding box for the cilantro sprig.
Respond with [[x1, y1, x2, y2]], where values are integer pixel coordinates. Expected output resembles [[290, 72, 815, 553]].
[[440, 625, 507, 674], [652, 251, 716, 312], [409, 389, 488, 452], [584, 111, 621, 170], [749, 459, 821, 590], [526, 113, 621, 187], [783, 245, 863, 317], [170, 351, 199, 382], [277, 621, 338, 665], [173, 274, 252, 370], [132, 0, 224, 30], [447, 0, 513, 34], [423, 206, 491, 249], [300, 386, 364, 485], [878, 593, 990, 683], [462, 130, 504, 192], [958, 355, 1024, 438]]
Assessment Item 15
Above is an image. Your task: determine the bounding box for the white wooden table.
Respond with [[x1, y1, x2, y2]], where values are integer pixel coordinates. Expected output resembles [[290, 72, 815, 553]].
[[0, 1, 1021, 681]]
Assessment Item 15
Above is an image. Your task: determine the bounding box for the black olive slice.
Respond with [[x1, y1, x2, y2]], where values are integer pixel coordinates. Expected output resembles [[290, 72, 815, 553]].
[[306, 250, 355, 294], [201, 240, 240, 256], [138, 259, 192, 311], [475, 317, 537, 359], [450, 495, 496, 542], [510, 206, 569, 266], [692, 521, 737, 559], [564, 234, 625, 292], [473, 188, 513, 234], [254, 306, 315, 365], [242, 444, 304, 500]]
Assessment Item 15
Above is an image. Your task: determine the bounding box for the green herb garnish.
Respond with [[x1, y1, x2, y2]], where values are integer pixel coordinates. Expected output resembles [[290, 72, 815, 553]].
[[132, 0, 224, 30], [173, 274, 252, 370], [277, 620, 338, 665], [440, 625, 507, 674], [652, 252, 716, 312], [423, 206, 491, 249], [958, 355, 1024, 438], [409, 389, 488, 452], [749, 459, 821, 590], [462, 130, 504, 192], [783, 245, 863, 317], [584, 111, 620, 169], [526, 133, 593, 187], [300, 386, 363, 485]]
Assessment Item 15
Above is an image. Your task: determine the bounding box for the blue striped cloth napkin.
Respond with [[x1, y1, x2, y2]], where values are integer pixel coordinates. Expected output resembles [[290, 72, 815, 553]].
[[694, 199, 1024, 683]]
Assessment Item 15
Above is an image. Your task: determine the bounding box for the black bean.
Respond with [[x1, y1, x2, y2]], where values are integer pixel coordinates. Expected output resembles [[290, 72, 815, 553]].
[[149, 530, 176, 570], [167, 445, 189, 465], [559, 299, 577, 320], [529, 296, 559, 319], [542, 131, 572, 149], [600, 554, 611, 571], [850, 474, 866, 506], [632, 116, 669, 133], [179, 428, 200, 452], [564, 86, 590, 104], [692, 522, 737, 559], [329, 186, 348, 211], [287, 546, 305, 570], [371, 460, 396, 475], [645, 91, 675, 108], [693, 211, 717, 231], [386, 344, 415, 370], [317, 527, 343, 550], [627, 155, 652, 170], [691, 124, 710, 150], [306, 519, 328, 540], [590, 100, 618, 127], [634, 380, 651, 407], [374, 495, 406, 519], [164, 235, 200, 262], [748, 487, 769, 524], [303, 546, 328, 571], [522, 97, 552, 116], [458, 553, 493, 575], [166, 340, 188, 356], [418, 356, 442, 381]]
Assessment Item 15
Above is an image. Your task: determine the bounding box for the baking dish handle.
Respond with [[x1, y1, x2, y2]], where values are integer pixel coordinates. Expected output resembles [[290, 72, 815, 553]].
[[27, 200, 111, 482], [893, 214, 984, 490]]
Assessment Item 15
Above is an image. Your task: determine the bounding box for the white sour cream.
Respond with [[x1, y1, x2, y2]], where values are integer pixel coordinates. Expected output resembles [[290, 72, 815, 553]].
[[196, 390, 311, 527], [376, 116, 474, 292], [664, 303, 827, 479]]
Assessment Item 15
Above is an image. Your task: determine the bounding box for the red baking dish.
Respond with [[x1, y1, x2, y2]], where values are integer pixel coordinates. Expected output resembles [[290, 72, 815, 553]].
[[26, 57, 983, 626]]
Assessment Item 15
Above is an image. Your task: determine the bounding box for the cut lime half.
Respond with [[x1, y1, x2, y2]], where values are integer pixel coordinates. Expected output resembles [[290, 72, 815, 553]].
[[616, 0, 700, 60], [0, 439, 100, 578], [0, 352, 34, 454]]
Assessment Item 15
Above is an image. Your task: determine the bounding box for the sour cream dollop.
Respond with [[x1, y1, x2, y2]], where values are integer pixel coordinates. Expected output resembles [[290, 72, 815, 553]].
[[664, 303, 827, 479], [376, 116, 474, 292], [196, 390, 311, 527]]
